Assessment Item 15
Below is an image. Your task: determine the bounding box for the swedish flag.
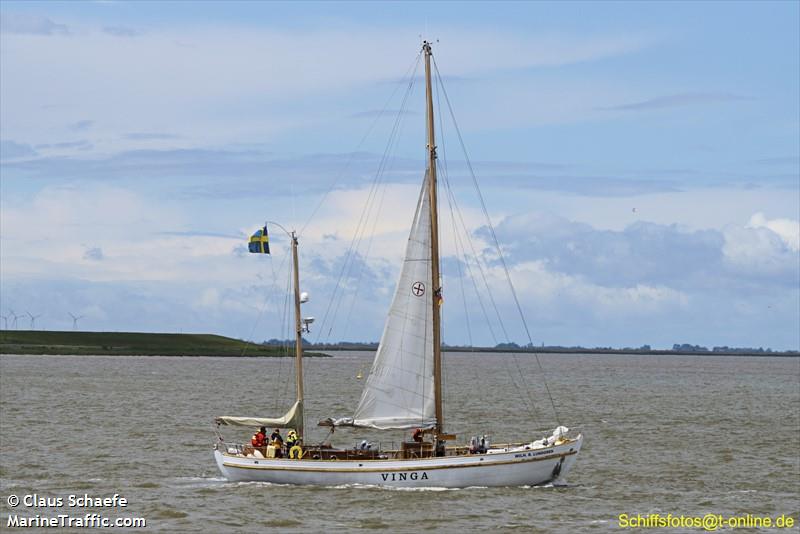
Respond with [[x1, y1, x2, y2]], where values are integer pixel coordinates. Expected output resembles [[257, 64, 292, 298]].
[[249, 226, 270, 254]]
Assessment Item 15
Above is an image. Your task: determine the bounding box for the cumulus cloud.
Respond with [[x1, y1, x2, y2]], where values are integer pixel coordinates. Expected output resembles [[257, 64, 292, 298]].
[[721, 213, 800, 278], [478, 212, 726, 289], [746, 212, 799, 251]]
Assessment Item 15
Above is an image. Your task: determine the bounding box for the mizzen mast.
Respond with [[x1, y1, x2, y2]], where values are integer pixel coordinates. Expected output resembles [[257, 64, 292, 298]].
[[423, 41, 444, 437], [291, 231, 305, 440]]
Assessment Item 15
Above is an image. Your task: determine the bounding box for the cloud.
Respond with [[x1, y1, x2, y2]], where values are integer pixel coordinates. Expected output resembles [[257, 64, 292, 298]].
[[476, 211, 798, 291], [752, 156, 800, 166], [68, 120, 94, 132], [0, 24, 652, 146], [746, 212, 800, 251], [1, 183, 797, 348], [0, 145, 687, 198], [83, 247, 104, 261], [124, 132, 180, 140], [0, 148, 417, 196], [349, 109, 420, 119], [0, 13, 69, 35], [34, 140, 93, 151], [0, 140, 37, 160], [483, 174, 682, 197], [602, 92, 752, 111], [156, 230, 243, 239], [102, 26, 141, 37]]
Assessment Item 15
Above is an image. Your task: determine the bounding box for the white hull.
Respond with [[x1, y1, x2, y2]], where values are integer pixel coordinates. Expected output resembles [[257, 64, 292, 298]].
[[214, 435, 581, 488]]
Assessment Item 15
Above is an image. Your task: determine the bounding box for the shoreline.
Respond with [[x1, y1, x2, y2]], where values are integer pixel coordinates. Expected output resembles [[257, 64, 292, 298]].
[[1, 331, 795, 357]]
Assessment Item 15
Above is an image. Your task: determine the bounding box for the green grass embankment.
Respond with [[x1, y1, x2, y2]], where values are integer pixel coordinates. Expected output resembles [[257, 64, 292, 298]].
[[0, 331, 314, 356]]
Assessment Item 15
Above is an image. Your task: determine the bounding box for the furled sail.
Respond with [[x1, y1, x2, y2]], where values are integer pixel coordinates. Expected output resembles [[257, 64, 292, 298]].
[[215, 399, 303, 430], [331, 174, 436, 430]]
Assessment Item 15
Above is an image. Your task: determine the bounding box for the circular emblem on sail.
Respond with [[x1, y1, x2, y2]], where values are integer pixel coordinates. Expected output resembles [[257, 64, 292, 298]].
[[411, 282, 426, 297]]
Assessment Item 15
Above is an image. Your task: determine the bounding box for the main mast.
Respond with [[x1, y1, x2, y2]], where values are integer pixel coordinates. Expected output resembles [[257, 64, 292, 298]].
[[291, 231, 305, 440], [423, 41, 444, 436]]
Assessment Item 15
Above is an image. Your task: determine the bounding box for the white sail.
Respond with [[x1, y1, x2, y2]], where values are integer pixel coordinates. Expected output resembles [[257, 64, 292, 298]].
[[348, 173, 435, 430]]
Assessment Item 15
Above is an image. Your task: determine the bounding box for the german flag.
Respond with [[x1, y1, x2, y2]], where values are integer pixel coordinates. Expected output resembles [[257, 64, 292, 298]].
[[248, 226, 270, 254]]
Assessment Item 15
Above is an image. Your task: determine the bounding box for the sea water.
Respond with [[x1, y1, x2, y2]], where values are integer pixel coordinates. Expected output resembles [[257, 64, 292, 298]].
[[1, 352, 798, 531]]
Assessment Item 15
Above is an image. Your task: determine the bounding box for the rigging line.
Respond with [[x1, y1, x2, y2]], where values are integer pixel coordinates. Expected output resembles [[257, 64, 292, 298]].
[[240, 240, 291, 356], [443, 178, 540, 423], [441, 157, 508, 342], [434, 69, 476, 349], [439, 164, 492, 423], [433, 57, 560, 425], [315, 59, 421, 345], [432, 71, 540, 427], [274, 262, 293, 412], [337, 77, 416, 343], [299, 52, 422, 238], [338, 146, 394, 342], [440, 160, 538, 423], [443, 176, 499, 346], [432, 62, 539, 426], [268, 248, 290, 412], [433, 63, 450, 427], [313, 67, 419, 345]]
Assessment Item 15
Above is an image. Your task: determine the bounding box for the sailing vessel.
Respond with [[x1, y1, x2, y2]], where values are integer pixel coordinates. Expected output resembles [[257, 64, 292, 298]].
[[213, 42, 582, 488]]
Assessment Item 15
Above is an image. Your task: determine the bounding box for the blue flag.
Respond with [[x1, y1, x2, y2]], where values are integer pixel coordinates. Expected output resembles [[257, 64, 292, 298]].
[[249, 226, 270, 254]]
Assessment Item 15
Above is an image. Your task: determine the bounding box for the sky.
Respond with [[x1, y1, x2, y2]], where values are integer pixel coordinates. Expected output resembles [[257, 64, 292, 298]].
[[1, 1, 798, 350]]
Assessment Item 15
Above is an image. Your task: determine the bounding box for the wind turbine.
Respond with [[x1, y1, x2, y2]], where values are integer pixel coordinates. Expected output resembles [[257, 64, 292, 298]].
[[26, 312, 42, 330], [68, 312, 85, 331], [0, 314, 7, 330], [8, 310, 19, 330]]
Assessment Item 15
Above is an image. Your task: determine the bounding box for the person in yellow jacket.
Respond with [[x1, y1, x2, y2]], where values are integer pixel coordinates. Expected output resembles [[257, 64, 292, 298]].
[[286, 429, 298, 450], [286, 429, 303, 458]]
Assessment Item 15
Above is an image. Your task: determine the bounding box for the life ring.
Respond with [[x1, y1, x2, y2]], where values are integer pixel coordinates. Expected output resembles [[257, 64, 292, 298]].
[[289, 445, 303, 459]]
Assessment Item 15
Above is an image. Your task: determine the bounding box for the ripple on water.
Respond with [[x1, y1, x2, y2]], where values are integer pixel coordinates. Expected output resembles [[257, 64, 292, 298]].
[[357, 518, 393, 529], [150, 507, 189, 519]]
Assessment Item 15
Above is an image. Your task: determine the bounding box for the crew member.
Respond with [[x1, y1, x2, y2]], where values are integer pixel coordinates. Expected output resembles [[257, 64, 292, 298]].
[[271, 428, 284, 457], [251, 426, 266, 448], [412, 428, 423, 443], [286, 429, 298, 450]]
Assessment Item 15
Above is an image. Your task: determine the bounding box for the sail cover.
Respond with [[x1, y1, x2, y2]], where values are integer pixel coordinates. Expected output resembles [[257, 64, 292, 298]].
[[215, 399, 303, 429], [333, 174, 436, 430]]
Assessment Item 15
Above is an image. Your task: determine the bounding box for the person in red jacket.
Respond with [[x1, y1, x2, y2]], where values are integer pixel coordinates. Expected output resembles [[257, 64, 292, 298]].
[[251, 426, 266, 448]]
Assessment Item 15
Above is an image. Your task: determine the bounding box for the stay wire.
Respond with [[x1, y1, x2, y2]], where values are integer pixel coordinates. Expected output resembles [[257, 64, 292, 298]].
[[240, 242, 290, 355], [433, 56, 558, 426], [339, 104, 411, 342], [440, 158, 538, 423], [333, 72, 417, 342], [313, 57, 421, 345], [299, 52, 422, 238]]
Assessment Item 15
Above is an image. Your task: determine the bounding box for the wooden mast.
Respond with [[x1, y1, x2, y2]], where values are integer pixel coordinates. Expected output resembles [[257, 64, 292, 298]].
[[423, 41, 444, 437], [291, 231, 305, 439]]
